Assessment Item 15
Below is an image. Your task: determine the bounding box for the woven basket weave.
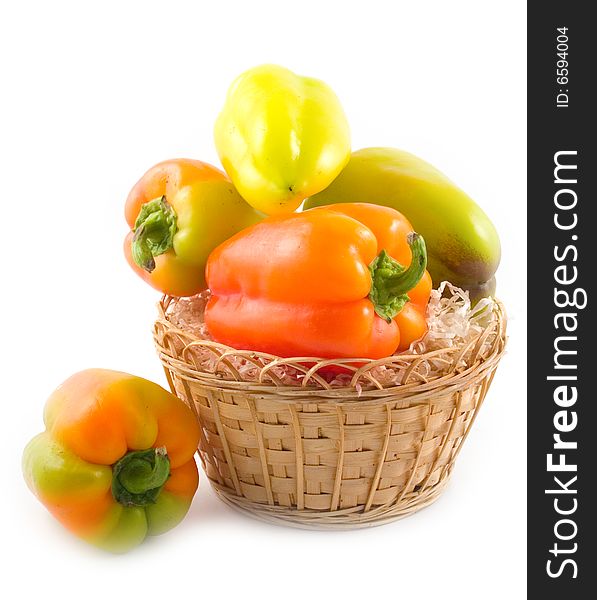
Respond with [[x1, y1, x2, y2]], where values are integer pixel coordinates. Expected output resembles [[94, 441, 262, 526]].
[[153, 296, 506, 529]]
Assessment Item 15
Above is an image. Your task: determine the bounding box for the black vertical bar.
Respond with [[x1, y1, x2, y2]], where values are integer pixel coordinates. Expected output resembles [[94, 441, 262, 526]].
[[528, 2, 595, 596]]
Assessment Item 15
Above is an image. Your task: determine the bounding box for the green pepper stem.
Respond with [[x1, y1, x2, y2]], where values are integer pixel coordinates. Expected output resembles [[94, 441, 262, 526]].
[[131, 196, 177, 273], [112, 447, 170, 507], [368, 233, 427, 323]]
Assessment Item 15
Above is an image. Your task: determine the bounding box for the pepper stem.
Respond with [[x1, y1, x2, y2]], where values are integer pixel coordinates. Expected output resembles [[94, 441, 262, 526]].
[[131, 196, 177, 273], [112, 447, 170, 507], [368, 232, 427, 323]]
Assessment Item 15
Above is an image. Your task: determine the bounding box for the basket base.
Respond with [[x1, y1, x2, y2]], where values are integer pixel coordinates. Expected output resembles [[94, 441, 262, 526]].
[[209, 469, 453, 531]]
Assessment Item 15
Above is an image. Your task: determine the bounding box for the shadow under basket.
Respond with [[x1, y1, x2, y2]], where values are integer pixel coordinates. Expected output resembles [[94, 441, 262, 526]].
[[154, 296, 507, 530]]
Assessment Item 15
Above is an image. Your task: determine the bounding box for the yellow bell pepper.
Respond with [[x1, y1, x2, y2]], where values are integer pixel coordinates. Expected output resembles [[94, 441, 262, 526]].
[[214, 64, 351, 215]]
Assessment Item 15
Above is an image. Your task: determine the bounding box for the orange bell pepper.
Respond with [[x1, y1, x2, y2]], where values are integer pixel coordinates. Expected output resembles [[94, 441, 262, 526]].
[[22, 369, 200, 553], [205, 203, 431, 359], [124, 159, 262, 297]]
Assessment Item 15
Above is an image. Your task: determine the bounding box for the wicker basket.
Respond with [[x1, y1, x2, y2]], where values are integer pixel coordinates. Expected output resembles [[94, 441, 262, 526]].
[[153, 296, 506, 529]]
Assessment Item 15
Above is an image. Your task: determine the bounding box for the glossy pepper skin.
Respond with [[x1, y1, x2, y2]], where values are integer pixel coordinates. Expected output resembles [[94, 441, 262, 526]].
[[305, 148, 501, 302], [214, 64, 351, 215], [205, 203, 431, 359], [22, 369, 200, 553], [124, 158, 263, 297]]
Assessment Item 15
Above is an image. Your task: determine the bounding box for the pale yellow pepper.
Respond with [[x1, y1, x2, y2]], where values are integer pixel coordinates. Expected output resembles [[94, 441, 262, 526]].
[[214, 64, 351, 215]]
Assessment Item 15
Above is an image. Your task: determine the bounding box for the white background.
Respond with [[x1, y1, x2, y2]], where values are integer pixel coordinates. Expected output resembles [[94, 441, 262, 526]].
[[1, 1, 526, 599]]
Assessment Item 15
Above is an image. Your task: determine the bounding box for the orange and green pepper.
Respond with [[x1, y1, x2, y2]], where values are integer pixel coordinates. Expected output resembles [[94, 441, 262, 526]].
[[22, 369, 200, 553], [124, 158, 263, 297], [205, 203, 431, 359]]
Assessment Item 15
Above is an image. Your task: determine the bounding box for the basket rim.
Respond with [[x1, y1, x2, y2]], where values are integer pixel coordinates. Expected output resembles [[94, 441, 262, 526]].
[[153, 295, 507, 399]]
